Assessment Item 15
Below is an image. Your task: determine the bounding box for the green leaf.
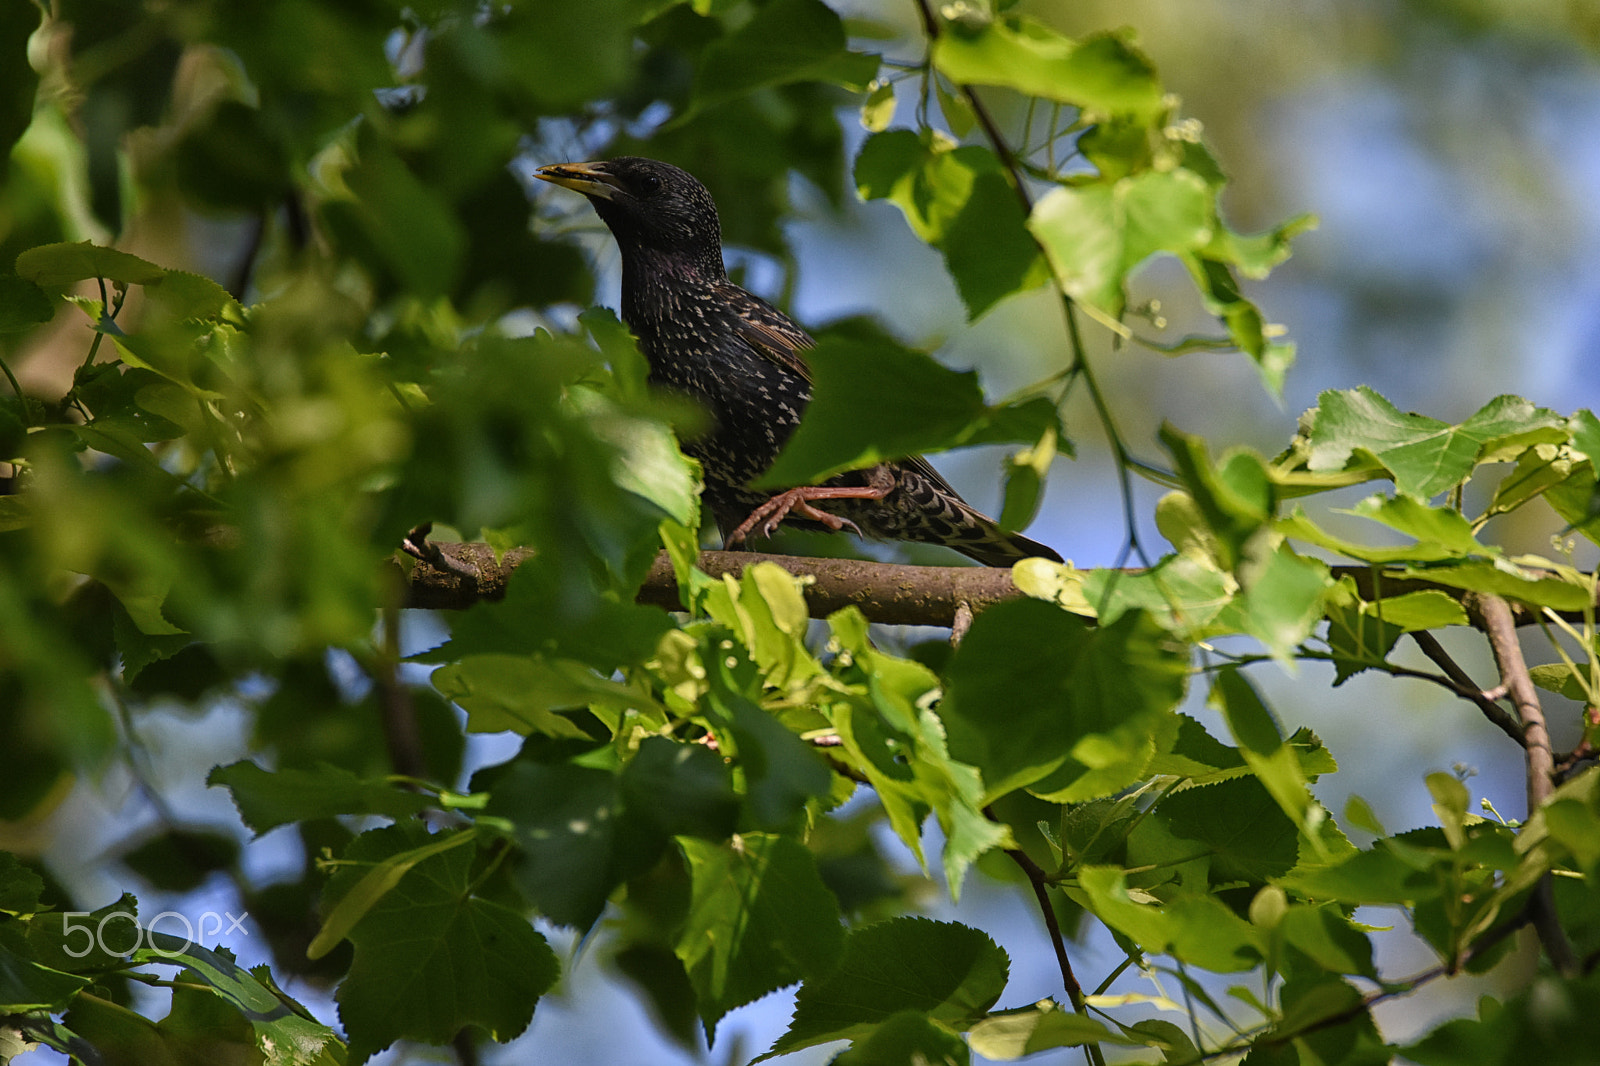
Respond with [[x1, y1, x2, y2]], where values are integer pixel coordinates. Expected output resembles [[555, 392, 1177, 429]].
[[1529, 663, 1592, 702], [0, 944, 91, 1012], [1303, 389, 1567, 500], [129, 934, 340, 1066], [1076, 865, 1262, 971], [1160, 426, 1274, 572], [677, 833, 845, 1031], [328, 825, 558, 1065], [1396, 560, 1594, 613], [1018, 555, 1235, 636], [941, 601, 1188, 803], [931, 21, 1164, 119], [701, 561, 822, 688], [317, 135, 464, 298], [969, 1002, 1145, 1058], [723, 692, 835, 831], [855, 131, 1049, 318], [0, 853, 45, 914], [763, 917, 1008, 1059], [690, 0, 878, 114], [826, 615, 1009, 893], [620, 737, 740, 840], [1269, 976, 1387, 1066], [1278, 842, 1442, 905], [1029, 168, 1212, 320], [1278, 496, 1489, 564], [860, 79, 896, 133], [310, 827, 479, 961], [1158, 776, 1299, 884], [834, 1009, 971, 1065], [0, 275, 53, 332], [1216, 545, 1333, 662], [484, 759, 649, 930], [144, 269, 238, 323], [207, 761, 431, 835], [1279, 904, 1376, 979], [15, 241, 166, 289], [568, 385, 700, 527], [757, 334, 1059, 488], [430, 653, 656, 736]]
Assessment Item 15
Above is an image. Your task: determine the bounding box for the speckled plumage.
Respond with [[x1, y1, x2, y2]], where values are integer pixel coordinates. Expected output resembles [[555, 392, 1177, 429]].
[[535, 156, 1062, 568]]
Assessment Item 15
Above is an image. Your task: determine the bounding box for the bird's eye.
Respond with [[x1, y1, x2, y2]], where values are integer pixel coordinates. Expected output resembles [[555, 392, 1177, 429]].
[[637, 173, 662, 195]]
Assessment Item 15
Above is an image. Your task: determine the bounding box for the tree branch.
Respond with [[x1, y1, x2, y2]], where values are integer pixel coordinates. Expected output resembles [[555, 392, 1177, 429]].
[[1466, 592, 1578, 976], [1410, 629, 1526, 746], [399, 542, 1600, 631], [401, 544, 1026, 626]]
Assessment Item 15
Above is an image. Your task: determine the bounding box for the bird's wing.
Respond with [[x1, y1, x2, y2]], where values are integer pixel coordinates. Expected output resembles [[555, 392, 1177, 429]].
[[727, 288, 975, 505], [723, 284, 815, 384], [898, 451, 966, 501]]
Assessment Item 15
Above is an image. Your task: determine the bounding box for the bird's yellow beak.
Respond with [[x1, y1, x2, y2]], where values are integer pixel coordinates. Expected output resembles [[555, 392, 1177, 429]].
[[534, 161, 626, 200]]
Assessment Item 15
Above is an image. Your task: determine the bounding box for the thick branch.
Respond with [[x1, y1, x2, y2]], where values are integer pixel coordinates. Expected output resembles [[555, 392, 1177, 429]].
[[400, 544, 1599, 629], [401, 544, 1023, 625]]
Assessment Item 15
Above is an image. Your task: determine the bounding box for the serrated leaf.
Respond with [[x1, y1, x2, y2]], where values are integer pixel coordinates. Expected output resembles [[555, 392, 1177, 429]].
[[1075, 866, 1262, 972], [677, 833, 844, 1031], [127, 933, 340, 1066], [1395, 560, 1593, 613], [968, 1002, 1145, 1058], [854, 131, 1048, 318], [483, 758, 659, 930], [757, 334, 1059, 487], [1029, 168, 1212, 320], [1528, 663, 1592, 701], [431, 653, 655, 736], [326, 825, 557, 1064], [941, 601, 1188, 803], [144, 269, 237, 322], [1158, 776, 1299, 884], [762, 917, 1008, 1060], [1215, 545, 1332, 662], [208, 761, 431, 835], [0, 944, 90, 1011], [690, 0, 878, 115], [835, 1009, 971, 1065], [568, 385, 700, 527], [0, 274, 54, 332], [1279, 904, 1377, 979], [931, 21, 1163, 118], [1303, 389, 1567, 500], [15, 241, 166, 289]]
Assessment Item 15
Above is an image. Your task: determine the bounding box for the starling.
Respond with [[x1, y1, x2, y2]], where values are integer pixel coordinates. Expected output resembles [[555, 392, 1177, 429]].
[[534, 156, 1062, 568]]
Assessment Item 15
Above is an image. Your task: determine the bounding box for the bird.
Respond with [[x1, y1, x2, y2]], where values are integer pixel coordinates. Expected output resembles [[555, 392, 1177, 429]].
[[533, 156, 1062, 568]]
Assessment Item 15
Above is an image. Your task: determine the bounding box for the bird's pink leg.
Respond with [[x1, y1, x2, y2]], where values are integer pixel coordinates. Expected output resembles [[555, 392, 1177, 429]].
[[725, 485, 891, 548]]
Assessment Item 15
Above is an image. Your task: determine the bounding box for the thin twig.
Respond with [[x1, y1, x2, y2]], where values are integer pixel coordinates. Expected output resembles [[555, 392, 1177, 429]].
[[1410, 629, 1525, 746]]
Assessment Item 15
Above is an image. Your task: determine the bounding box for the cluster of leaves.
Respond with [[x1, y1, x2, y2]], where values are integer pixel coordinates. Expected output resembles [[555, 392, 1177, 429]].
[[2, 1, 1599, 1065]]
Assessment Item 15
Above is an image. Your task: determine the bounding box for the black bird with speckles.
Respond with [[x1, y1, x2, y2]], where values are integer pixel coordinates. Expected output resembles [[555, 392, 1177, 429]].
[[534, 156, 1062, 568]]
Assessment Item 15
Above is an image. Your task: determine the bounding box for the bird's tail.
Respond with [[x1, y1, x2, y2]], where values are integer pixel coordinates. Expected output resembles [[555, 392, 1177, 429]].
[[892, 457, 1062, 568], [943, 515, 1062, 568]]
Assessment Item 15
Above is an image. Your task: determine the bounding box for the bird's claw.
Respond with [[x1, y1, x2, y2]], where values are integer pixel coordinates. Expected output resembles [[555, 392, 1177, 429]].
[[726, 487, 867, 548]]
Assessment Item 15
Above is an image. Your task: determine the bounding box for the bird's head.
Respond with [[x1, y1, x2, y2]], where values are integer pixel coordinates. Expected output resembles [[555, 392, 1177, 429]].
[[534, 156, 724, 277]]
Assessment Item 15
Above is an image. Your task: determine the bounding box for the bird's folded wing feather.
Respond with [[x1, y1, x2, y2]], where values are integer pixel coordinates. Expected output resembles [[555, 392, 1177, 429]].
[[728, 291, 974, 502]]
